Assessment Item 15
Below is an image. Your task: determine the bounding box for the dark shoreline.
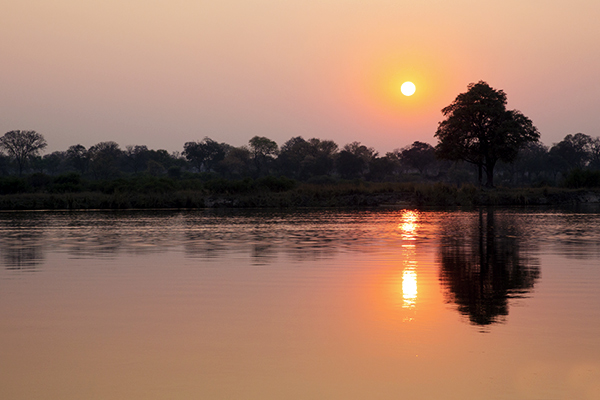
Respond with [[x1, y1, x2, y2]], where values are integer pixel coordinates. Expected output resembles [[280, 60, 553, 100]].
[[1, 184, 599, 211]]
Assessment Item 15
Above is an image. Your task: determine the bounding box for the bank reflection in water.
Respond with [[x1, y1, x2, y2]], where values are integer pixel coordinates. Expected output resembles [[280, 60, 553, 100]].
[[439, 209, 540, 326], [0, 215, 46, 270]]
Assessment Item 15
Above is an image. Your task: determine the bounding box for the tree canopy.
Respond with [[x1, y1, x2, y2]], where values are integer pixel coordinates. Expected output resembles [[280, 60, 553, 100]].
[[0, 130, 48, 176], [249, 136, 278, 176], [183, 137, 226, 173], [435, 81, 539, 187]]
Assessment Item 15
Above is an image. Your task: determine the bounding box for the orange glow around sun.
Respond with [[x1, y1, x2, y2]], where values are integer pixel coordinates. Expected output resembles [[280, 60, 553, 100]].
[[350, 49, 460, 127]]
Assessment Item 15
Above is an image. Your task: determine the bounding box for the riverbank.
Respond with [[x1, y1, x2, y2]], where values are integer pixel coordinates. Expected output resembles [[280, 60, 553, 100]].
[[1, 183, 599, 210]]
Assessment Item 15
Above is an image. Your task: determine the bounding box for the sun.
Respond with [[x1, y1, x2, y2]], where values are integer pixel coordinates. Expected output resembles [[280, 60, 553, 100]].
[[401, 81, 416, 96]]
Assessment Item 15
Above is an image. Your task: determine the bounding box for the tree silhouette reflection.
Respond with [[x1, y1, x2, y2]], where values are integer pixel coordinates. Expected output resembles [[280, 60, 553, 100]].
[[0, 217, 46, 270], [439, 209, 540, 326]]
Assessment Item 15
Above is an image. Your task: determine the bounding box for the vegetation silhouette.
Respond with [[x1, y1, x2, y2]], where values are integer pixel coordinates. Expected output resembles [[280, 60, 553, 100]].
[[1, 82, 600, 210], [438, 209, 540, 326]]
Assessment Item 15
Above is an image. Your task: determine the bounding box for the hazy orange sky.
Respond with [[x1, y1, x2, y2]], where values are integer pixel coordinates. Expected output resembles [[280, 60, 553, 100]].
[[2, 0, 599, 153]]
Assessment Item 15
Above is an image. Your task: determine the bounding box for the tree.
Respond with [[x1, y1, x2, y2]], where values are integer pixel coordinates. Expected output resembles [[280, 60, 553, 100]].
[[590, 137, 600, 170], [41, 151, 66, 175], [278, 136, 312, 178], [216, 146, 252, 178], [124, 145, 150, 174], [367, 154, 399, 181], [307, 138, 338, 177], [88, 141, 122, 179], [0, 130, 48, 175], [435, 81, 539, 187], [248, 136, 278, 176], [336, 142, 377, 179], [183, 137, 226, 172], [510, 141, 550, 185], [549, 133, 593, 171], [66, 144, 89, 175], [278, 137, 338, 179], [399, 141, 436, 176], [0, 153, 11, 176]]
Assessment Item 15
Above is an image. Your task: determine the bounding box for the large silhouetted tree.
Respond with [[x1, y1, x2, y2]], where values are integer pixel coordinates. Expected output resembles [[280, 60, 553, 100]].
[[435, 81, 539, 187], [0, 130, 47, 175]]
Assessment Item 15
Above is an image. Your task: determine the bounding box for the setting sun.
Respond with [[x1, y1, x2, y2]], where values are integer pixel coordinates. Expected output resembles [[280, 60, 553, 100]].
[[401, 81, 416, 96]]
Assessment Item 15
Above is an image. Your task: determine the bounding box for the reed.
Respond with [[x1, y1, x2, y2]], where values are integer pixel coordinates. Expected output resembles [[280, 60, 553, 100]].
[[0, 178, 598, 210]]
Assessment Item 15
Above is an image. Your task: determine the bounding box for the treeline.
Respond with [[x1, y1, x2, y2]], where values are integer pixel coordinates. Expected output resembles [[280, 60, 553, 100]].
[[1, 132, 600, 195]]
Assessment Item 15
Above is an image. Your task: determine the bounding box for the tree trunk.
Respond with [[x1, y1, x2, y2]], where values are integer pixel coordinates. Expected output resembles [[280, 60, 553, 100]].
[[485, 160, 496, 188], [17, 157, 24, 176]]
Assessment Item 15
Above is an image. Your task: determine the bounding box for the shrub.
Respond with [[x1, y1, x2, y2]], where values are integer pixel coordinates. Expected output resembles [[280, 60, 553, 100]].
[[0, 177, 30, 194], [306, 175, 338, 185], [563, 169, 600, 188], [256, 176, 297, 192], [28, 173, 52, 190], [204, 178, 253, 194]]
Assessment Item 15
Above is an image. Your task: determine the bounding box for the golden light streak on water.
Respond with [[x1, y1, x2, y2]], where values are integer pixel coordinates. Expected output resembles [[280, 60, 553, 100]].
[[398, 210, 420, 320], [399, 210, 419, 241], [402, 267, 418, 309]]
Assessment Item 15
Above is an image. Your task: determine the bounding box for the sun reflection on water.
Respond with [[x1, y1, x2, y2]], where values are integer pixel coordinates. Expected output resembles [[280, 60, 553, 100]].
[[402, 266, 417, 309], [399, 210, 420, 320], [399, 210, 419, 241]]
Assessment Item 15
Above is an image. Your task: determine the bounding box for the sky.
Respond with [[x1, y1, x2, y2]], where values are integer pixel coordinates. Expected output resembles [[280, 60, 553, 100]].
[[1, 0, 599, 154]]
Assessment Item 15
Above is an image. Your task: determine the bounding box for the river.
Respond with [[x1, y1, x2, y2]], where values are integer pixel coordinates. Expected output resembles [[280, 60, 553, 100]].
[[1, 208, 599, 399]]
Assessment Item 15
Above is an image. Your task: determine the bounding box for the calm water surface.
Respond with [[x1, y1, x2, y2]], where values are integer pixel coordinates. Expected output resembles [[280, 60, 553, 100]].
[[1, 208, 599, 399]]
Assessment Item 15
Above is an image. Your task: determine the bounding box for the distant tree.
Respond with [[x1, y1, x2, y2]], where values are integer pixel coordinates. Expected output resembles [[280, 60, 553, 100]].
[[278, 137, 338, 179], [88, 141, 122, 179], [549, 133, 594, 171], [306, 138, 338, 177], [0, 130, 47, 175], [509, 141, 550, 185], [66, 144, 89, 175], [166, 151, 188, 177], [42, 151, 66, 175], [399, 141, 436, 176], [0, 153, 11, 176], [248, 136, 278, 176], [435, 81, 539, 187], [278, 136, 312, 178], [125, 145, 150, 174], [183, 137, 226, 172], [145, 149, 178, 174], [367, 154, 399, 181], [217, 146, 252, 178], [146, 160, 166, 176], [336, 142, 377, 179], [589, 137, 600, 170]]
